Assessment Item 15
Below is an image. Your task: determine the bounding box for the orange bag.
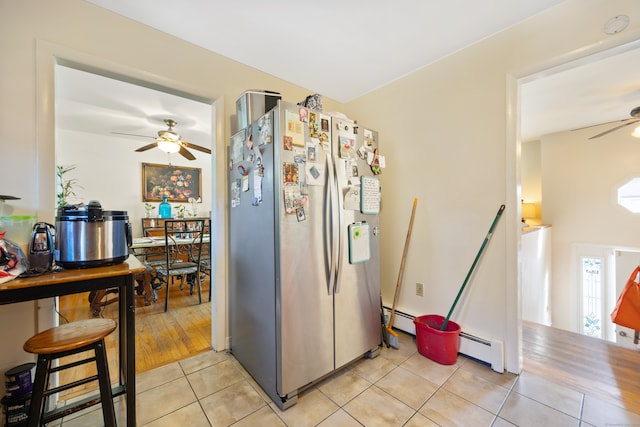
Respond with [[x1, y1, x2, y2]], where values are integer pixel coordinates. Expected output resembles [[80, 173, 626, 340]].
[[611, 266, 640, 330]]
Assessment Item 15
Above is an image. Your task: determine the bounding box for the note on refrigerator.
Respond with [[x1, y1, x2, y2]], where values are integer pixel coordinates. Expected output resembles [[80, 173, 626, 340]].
[[360, 176, 380, 214], [348, 222, 370, 264], [285, 110, 305, 147]]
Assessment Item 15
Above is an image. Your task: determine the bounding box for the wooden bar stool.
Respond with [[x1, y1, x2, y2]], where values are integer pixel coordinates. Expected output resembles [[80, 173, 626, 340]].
[[23, 318, 118, 427]]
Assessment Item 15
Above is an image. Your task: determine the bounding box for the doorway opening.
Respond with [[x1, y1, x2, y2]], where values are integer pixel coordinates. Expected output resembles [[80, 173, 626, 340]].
[[518, 40, 640, 346], [53, 63, 216, 379]]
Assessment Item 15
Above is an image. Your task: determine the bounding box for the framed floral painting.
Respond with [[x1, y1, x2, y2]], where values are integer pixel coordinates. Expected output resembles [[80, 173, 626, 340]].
[[141, 163, 201, 202]]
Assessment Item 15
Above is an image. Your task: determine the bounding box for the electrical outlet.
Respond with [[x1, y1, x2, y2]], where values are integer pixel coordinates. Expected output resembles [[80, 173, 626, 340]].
[[416, 282, 424, 297]]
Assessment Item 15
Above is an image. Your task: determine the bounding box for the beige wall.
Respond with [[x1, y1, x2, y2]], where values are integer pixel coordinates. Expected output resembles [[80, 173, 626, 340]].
[[542, 125, 640, 331], [2, 0, 640, 382], [522, 124, 640, 334], [346, 0, 640, 371]]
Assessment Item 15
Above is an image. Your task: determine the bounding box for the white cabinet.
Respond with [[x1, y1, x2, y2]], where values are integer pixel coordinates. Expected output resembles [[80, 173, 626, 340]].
[[521, 226, 552, 325]]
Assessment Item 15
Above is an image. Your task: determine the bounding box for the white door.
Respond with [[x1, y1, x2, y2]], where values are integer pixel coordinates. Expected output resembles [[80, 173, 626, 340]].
[[575, 245, 610, 340]]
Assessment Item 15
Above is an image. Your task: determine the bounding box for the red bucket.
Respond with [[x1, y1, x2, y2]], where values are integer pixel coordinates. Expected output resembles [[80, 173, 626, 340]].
[[414, 315, 461, 365]]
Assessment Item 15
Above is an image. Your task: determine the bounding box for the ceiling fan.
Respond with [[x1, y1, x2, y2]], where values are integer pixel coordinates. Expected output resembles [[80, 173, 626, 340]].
[[113, 119, 211, 160], [588, 106, 640, 140]]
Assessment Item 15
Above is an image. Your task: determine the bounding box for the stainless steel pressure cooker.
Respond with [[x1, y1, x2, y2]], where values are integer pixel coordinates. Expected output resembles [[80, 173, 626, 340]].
[[55, 200, 132, 269]]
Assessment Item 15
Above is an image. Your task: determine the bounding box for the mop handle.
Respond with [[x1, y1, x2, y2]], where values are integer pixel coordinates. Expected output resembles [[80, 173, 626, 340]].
[[440, 204, 506, 331]]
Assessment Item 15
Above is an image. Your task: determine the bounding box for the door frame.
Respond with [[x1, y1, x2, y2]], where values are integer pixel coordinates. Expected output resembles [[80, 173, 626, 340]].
[[508, 37, 640, 372], [35, 40, 227, 350]]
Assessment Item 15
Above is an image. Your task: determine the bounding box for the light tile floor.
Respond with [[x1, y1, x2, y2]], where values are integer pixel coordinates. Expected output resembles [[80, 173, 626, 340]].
[[58, 332, 640, 426]]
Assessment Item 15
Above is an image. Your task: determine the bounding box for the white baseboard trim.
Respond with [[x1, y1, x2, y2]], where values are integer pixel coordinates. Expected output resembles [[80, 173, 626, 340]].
[[384, 307, 504, 373]]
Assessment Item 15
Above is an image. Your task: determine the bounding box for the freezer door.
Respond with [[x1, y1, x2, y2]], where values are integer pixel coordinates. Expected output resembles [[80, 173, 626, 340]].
[[277, 102, 335, 397], [333, 123, 382, 369]]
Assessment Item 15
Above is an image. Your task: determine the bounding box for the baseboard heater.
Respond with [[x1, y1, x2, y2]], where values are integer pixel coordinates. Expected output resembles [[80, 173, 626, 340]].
[[383, 307, 504, 373]]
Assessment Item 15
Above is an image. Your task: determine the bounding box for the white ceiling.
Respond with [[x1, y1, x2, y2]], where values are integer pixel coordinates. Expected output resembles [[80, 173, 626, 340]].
[[57, 1, 640, 143], [86, 0, 565, 103], [55, 65, 213, 153], [521, 43, 640, 141]]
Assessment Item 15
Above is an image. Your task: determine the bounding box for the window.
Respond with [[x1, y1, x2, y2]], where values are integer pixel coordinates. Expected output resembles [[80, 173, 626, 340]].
[[581, 256, 603, 338], [617, 177, 640, 213]]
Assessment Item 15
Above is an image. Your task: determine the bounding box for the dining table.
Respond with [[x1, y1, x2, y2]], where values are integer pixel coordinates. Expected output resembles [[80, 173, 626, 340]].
[[88, 235, 212, 315], [130, 235, 211, 250], [0, 254, 146, 426]]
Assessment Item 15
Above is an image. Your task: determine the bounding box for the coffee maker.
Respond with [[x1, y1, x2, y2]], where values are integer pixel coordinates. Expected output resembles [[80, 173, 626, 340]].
[[28, 222, 55, 271]]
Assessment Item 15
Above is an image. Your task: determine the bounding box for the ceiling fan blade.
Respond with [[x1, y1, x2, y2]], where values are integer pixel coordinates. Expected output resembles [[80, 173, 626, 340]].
[[135, 142, 159, 152], [112, 132, 154, 139], [178, 146, 196, 160], [589, 118, 640, 140], [571, 119, 627, 132], [181, 141, 212, 154]]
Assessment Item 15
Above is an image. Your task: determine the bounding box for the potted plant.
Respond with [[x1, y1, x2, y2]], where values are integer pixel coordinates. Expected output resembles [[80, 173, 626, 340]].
[[144, 203, 156, 218], [174, 204, 186, 218], [56, 165, 81, 207], [188, 197, 201, 217]]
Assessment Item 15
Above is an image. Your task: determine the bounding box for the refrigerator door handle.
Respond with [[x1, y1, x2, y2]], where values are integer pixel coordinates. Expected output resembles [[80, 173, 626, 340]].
[[333, 158, 345, 295], [326, 153, 339, 295]]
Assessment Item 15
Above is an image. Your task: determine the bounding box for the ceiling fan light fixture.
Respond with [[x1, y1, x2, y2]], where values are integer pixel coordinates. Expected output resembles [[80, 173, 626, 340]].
[[159, 130, 180, 142], [632, 125, 640, 139], [122, 118, 208, 160], [158, 119, 181, 142], [157, 138, 180, 153]]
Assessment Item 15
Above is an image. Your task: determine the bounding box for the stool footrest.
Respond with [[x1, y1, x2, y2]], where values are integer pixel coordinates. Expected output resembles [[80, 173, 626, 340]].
[[44, 375, 100, 396], [41, 394, 102, 424], [49, 356, 97, 374]]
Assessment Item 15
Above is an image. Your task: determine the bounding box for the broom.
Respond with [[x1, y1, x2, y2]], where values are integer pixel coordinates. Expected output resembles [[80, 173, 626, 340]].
[[440, 204, 505, 331], [386, 198, 418, 349]]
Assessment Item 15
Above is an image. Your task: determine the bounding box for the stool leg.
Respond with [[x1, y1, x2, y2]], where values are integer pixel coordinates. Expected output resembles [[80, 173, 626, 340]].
[[94, 339, 117, 427], [28, 355, 51, 427]]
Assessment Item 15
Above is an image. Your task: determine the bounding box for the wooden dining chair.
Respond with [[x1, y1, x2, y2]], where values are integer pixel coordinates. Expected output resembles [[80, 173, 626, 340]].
[[153, 219, 205, 312], [189, 234, 212, 302]]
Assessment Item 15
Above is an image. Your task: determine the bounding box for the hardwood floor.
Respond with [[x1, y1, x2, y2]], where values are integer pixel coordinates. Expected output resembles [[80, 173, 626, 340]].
[[523, 320, 640, 415], [56, 276, 212, 399]]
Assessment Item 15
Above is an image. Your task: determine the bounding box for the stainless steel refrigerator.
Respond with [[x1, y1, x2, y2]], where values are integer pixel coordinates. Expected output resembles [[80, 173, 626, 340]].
[[228, 100, 381, 409]]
